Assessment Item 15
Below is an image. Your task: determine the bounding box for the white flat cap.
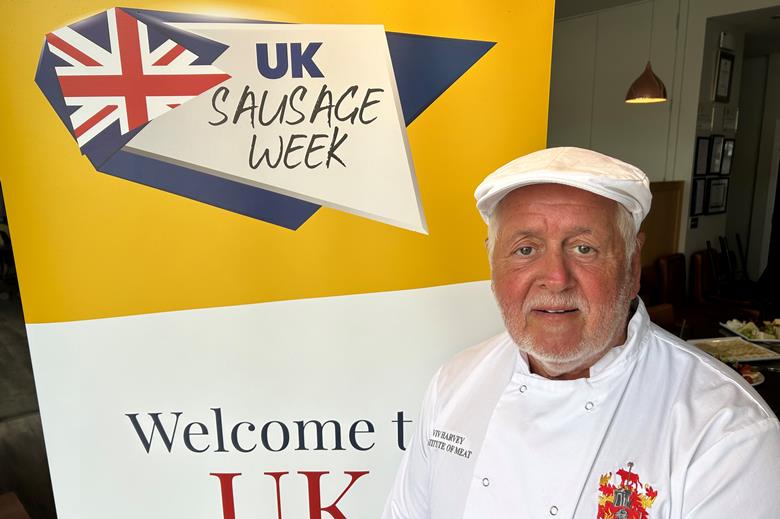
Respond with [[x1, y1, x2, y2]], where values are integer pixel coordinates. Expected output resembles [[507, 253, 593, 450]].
[[475, 147, 652, 231]]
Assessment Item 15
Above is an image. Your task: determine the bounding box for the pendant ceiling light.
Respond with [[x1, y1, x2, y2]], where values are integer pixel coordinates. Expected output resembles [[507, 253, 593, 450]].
[[625, 1, 668, 104], [625, 61, 668, 103]]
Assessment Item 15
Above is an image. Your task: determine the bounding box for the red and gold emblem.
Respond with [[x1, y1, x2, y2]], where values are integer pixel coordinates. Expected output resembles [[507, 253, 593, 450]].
[[597, 462, 657, 519]]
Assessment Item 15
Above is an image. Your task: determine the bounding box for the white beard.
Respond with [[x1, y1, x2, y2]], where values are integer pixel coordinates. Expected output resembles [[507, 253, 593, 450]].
[[502, 274, 634, 378]]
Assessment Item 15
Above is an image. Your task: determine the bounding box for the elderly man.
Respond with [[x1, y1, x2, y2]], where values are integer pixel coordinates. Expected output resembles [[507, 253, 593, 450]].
[[383, 147, 780, 518]]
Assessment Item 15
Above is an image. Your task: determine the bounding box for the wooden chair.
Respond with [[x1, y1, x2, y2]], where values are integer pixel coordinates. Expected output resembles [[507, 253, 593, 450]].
[[657, 253, 686, 309], [0, 493, 31, 519], [640, 260, 677, 334], [689, 250, 760, 322], [647, 253, 688, 336]]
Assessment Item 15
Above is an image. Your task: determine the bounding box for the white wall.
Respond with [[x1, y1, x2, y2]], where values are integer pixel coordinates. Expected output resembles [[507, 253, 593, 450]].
[[682, 18, 745, 258], [667, 0, 780, 253], [749, 54, 780, 277], [547, 15, 597, 148], [590, 1, 677, 176], [548, 0, 677, 182], [726, 56, 767, 263], [549, 0, 780, 259]]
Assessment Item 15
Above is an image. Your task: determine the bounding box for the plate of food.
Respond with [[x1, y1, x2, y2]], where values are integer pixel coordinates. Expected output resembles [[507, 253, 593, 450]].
[[720, 318, 780, 343], [688, 336, 780, 362], [737, 364, 765, 386]]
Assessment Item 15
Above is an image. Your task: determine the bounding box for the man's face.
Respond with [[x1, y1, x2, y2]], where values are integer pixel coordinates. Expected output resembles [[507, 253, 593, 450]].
[[490, 184, 641, 377]]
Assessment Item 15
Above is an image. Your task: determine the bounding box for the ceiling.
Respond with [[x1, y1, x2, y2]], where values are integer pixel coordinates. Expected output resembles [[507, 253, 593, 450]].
[[554, 0, 641, 19], [711, 5, 780, 37], [711, 5, 780, 56], [555, 1, 780, 56]]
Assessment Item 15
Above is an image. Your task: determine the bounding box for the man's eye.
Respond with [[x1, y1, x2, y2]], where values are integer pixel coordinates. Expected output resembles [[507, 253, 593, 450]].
[[576, 244, 594, 254], [514, 246, 534, 256]]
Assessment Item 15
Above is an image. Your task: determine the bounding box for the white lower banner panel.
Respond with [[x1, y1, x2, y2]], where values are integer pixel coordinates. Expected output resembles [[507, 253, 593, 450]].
[[27, 281, 503, 519]]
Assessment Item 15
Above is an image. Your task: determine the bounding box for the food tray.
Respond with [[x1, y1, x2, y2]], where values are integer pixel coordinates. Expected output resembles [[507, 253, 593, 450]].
[[718, 322, 780, 343], [688, 336, 780, 362]]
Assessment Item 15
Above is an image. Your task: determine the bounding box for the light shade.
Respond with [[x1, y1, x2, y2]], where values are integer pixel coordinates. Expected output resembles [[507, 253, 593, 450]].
[[625, 61, 667, 104]]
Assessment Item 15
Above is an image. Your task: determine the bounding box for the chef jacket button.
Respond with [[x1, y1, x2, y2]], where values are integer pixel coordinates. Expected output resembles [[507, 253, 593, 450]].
[[585, 401, 595, 411], [482, 477, 490, 487], [519, 384, 528, 393], [549, 505, 559, 515]]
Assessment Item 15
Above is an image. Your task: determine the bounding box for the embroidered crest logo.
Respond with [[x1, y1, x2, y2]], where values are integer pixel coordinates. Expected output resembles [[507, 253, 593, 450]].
[[597, 462, 657, 519]]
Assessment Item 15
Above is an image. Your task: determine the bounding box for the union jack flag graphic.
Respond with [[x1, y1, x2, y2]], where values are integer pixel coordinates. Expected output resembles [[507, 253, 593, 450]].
[[44, 7, 230, 147]]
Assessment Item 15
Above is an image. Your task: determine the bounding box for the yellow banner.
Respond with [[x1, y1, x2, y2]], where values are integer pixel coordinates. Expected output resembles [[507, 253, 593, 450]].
[[2, 0, 552, 324]]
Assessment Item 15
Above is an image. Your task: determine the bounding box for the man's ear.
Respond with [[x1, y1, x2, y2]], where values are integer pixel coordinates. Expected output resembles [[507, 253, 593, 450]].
[[635, 232, 646, 255], [631, 232, 646, 298]]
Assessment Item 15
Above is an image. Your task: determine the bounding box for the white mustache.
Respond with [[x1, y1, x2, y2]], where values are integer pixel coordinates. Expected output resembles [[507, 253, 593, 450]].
[[522, 293, 586, 313]]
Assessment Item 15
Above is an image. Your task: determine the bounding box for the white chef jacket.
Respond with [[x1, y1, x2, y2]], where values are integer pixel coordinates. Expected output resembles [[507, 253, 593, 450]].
[[382, 300, 780, 518]]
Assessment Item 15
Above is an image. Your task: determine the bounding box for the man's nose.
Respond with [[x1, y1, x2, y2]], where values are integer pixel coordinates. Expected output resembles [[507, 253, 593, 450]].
[[536, 249, 572, 291]]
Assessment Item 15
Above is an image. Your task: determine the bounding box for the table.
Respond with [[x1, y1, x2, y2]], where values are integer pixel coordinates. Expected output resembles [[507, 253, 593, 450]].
[[687, 324, 780, 415]]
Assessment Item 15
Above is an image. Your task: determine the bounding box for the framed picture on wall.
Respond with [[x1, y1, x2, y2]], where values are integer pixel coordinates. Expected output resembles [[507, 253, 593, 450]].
[[721, 138, 735, 175], [690, 178, 706, 216], [694, 137, 710, 176], [713, 50, 735, 102], [709, 134, 725, 173], [706, 177, 729, 214]]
